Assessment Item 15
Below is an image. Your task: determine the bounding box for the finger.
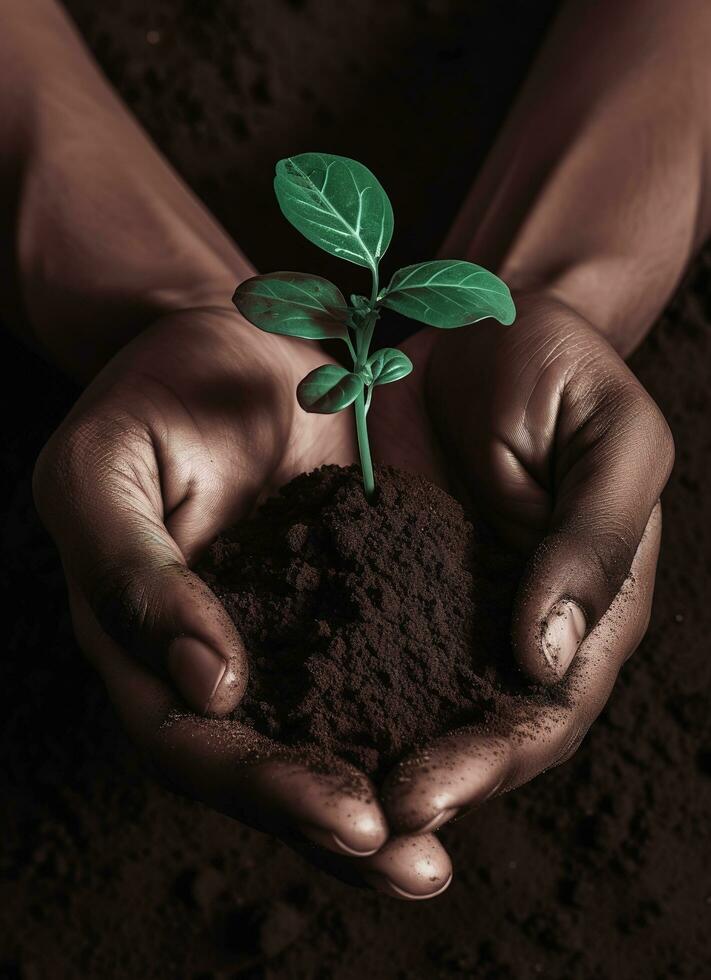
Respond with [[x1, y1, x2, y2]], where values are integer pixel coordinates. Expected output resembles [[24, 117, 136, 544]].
[[68, 582, 389, 859], [34, 415, 247, 715], [384, 505, 661, 834], [513, 352, 673, 683], [284, 830, 452, 901], [360, 833, 452, 900], [161, 714, 388, 858], [296, 831, 453, 900]]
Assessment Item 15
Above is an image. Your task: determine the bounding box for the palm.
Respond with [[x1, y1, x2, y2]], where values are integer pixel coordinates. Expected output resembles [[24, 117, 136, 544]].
[[141, 316, 465, 558], [365, 295, 668, 839], [371, 304, 582, 550], [101, 308, 358, 563]]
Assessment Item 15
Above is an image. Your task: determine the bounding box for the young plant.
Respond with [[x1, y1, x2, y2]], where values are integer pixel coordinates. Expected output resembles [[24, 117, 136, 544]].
[[233, 153, 515, 499]]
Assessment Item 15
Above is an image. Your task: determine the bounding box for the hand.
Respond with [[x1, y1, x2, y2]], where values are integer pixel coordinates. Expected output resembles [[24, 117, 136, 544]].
[[33, 306, 453, 899], [370, 291, 673, 845]]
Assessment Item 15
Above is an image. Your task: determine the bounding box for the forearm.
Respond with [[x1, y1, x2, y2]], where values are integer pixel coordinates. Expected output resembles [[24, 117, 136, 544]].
[[0, 0, 250, 381], [442, 0, 711, 357]]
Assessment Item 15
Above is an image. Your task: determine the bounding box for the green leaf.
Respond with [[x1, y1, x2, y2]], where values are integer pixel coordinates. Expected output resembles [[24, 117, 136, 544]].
[[367, 348, 413, 386], [297, 364, 363, 414], [274, 153, 394, 271], [233, 272, 349, 340], [349, 293, 370, 312], [380, 260, 516, 328]]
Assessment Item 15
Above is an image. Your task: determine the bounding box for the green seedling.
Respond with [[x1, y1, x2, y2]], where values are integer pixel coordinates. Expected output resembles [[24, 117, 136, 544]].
[[233, 152, 515, 499]]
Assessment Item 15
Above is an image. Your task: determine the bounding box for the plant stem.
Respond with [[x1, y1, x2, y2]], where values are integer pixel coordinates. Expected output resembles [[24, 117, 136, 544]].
[[350, 265, 379, 500], [369, 263, 379, 306], [354, 387, 375, 500], [343, 332, 357, 362]]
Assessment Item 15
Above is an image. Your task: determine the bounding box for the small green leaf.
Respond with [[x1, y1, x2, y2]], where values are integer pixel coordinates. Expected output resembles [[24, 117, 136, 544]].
[[274, 153, 394, 271], [233, 272, 349, 340], [297, 364, 363, 414], [349, 294, 370, 312], [367, 348, 413, 386], [380, 260, 516, 328]]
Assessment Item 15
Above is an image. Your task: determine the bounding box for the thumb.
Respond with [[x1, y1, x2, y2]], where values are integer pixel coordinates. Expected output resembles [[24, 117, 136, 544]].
[[34, 417, 248, 715], [512, 364, 674, 683]]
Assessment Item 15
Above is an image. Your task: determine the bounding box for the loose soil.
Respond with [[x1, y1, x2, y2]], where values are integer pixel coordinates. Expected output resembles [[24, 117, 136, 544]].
[[198, 465, 562, 779]]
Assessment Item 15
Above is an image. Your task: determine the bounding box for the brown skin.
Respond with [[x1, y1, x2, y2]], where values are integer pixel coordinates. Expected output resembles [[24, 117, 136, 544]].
[[34, 310, 450, 898], [374, 301, 670, 833], [377, 0, 710, 846], [4, 0, 709, 897]]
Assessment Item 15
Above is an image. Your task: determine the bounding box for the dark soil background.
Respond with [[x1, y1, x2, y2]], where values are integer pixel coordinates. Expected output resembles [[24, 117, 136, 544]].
[[1, 2, 710, 978]]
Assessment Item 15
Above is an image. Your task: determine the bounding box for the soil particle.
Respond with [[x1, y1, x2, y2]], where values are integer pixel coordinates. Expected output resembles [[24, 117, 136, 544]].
[[198, 465, 564, 779]]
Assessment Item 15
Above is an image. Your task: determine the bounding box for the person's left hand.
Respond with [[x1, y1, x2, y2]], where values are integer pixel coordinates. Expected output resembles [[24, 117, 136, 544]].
[[368, 290, 673, 849]]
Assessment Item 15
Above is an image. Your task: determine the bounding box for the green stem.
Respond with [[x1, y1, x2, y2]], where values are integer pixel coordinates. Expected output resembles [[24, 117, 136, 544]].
[[369, 262, 379, 306], [343, 331, 357, 362], [358, 309, 378, 368], [354, 387, 375, 500], [351, 263, 380, 500]]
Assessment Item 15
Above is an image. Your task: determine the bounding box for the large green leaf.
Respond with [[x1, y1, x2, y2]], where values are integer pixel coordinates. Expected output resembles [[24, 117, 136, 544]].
[[367, 348, 413, 386], [297, 364, 363, 414], [380, 260, 516, 328], [233, 272, 349, 340], [274, 153, 394, 272]]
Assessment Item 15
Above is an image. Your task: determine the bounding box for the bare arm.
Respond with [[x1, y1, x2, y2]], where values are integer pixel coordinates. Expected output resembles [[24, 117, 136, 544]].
[[0, 0, 250, 380], [442, 0, 711, 356], [379, 0, 690, 846]]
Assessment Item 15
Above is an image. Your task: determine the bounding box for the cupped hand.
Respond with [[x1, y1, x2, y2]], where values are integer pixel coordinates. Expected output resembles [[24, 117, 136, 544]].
[[370, 291, 674, 840], [35, 291, 671, 900], [33, 306, 452, 900]]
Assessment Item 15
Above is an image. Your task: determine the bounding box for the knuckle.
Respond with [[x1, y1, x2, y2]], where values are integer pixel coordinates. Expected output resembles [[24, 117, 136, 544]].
[[33, 412, 154, 526], [64, 414, 152, 478], [32, 423, 90, 526], [582, 533, 638, 621], [569, 353, 671, 460], [588, 526, 638, 583], [32, 420, 86, 520], [86, 557, 178, 654], [550, 525, 637, 607], [621, 378, 672, 442], [583, 375, 642, 437], [89, 560, 154, 648], [613, 383, 674, 483]]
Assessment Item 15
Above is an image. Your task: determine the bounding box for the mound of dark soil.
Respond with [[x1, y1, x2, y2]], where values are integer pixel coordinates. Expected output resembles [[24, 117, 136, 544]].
[[198, 465, 562, 778]]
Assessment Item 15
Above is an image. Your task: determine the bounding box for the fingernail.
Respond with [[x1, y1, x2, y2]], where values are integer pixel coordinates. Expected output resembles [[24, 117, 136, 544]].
[[363, 871, 453, 901], [298, 824, 380, 857], [417, 807, 459, 834], [167, 637, 226, 714], [542, 600, 586, 677]]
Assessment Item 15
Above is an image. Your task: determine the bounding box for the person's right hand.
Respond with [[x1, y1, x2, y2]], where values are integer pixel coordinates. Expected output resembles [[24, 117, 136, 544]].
[[369, 292, 673, 848], [33, 305, 453, 900]]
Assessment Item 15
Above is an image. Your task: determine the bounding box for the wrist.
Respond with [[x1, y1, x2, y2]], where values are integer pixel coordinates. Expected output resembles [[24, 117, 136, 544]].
[[15, 115, 243, 381], [441, 0, 711, 361], [0, 0, 248, 383], [502, 261, 643, 358]]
